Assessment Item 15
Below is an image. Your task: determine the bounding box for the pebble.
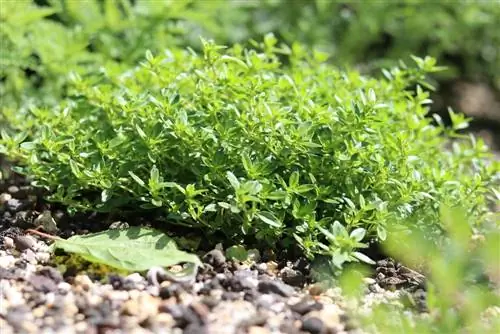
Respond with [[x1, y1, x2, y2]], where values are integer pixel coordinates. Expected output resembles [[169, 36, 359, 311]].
[[28, 274, 58, 292], [3, 236, 15, 249], [74, 275, 93, 291], [301, 317, 324, 334], [248, 326, 271, 334], [7, 186, 19, 196], [0, 254, 16, 268], [14, 235, 36, 251], [6, 198, 23, 212], [203, 249, 226, 268], [121, 293, 160, 322], [280, 267, 305, 287], [0, 192, 12, 204], [208, 300, 257, 334], [290, 299, 323, 315], [306, 303, 344, 331], [34, 252, 51, 263], [258, 280, 295, 297]]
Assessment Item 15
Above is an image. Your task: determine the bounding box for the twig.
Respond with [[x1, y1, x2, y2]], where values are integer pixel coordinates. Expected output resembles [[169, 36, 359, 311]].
[[26, 229, 62, 241]]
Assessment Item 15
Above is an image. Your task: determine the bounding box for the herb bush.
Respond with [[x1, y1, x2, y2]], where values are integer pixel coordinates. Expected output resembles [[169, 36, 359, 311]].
[[2, 37, 497, 265]]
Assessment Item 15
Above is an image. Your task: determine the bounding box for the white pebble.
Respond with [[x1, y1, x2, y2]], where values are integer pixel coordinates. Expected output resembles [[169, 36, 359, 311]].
[[0, 255, 16, 268]]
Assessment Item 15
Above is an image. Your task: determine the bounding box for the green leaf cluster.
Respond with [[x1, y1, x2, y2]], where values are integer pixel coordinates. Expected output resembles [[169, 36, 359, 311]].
[[3, 39, 497, 265]]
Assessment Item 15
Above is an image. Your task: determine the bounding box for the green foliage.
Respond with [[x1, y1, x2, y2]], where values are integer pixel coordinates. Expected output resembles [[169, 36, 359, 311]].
[[51, 226, 201, 272], [3, 39, 497, 266], [2, 0, 499, 117], [341, 208, 500, 333], [0, 0, 200, 110]]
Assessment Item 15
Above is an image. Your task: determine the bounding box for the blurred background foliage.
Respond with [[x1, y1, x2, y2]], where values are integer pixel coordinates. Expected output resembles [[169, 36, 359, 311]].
[[1, 0, 499, 105]]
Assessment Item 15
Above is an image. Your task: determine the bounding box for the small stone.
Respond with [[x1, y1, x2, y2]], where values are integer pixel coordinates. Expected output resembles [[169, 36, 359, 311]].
[[74, 322, 88, 332], [33, 210, 58, 233], [125, 272, 144, 284], [28, 274, 58, 292], [308, 284, 325, 296], [208, 300, 257, 334], [121, 294, 160, 323], [163, 304, 200, 327], [35, 252, 50, 263], [190, 302, 210, 320], [306, 304, 343, 330], [233, 269, 259, 290], [22, 249, 37, 264], [74, 274, 93, 291], [105, 290, 129, 302], [6, 306, 36, 332], [4, 287, 24, 306], [57, 282, 72, 293], [7, 186, 19, 196], [3, 237, 15, 249], [258, 280, 294, 297], [301, 317, 324, 334], [184, 323, 208, 334], [280, 267, 305, 287], [0, 193, 12, 205], [266, 261, 278, 273], [152, 312, 175, 327], [203, 249, 226, 268], [255, 294, 278, 310], [6, 198, 23, 212], [32, 307, 45, 318], [0, 267, 18, 280], [255, 263, 267, 273], [14, 235, 36, 251], [290, 300, 323, 315], [248, 326, 270, 334]]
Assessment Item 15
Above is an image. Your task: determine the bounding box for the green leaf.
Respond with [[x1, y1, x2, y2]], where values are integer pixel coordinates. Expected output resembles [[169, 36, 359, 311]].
[[129, 171, 145, 187], [352, 251, 375, 265], [350, 228, 366, 242], [150, 165, 160, 184], [289, 171, 300, 188], [69, 160, 81, 177], [295, 184, 315, 194], [376, 225, 387, 241], [226, 171, 240, 190], [256, 211, 282, 228], [52, 227, 201, 272], [263, 190, 287, 200], [20, 141, 36, 150]]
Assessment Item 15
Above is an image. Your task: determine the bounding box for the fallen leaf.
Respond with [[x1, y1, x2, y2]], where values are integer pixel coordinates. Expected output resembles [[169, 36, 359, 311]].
[[52, 227, 201, 272]]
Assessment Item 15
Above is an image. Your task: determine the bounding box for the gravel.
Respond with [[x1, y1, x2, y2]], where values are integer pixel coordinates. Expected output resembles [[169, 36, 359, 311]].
[[0, 235, 424, 334]]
